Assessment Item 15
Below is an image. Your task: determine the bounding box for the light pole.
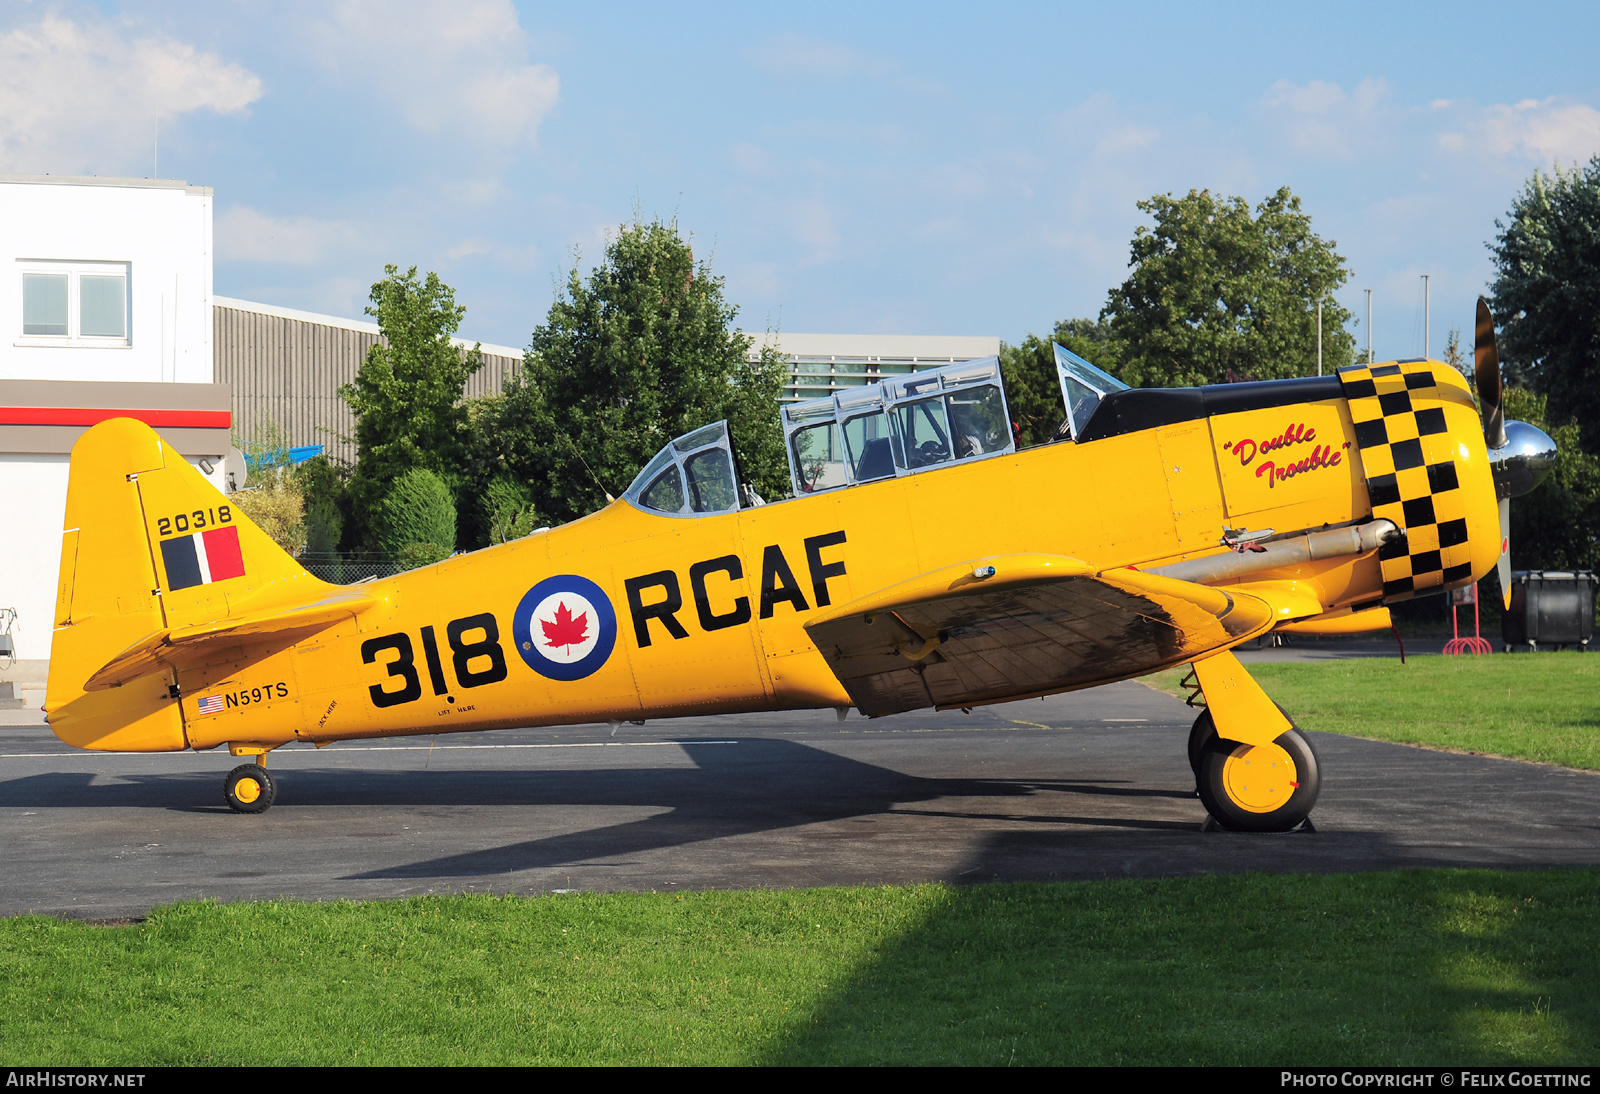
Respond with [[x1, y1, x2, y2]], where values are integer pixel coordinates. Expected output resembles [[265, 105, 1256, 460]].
[[1365, 288, 1373, 365], [1317, 299, 1323, 376]]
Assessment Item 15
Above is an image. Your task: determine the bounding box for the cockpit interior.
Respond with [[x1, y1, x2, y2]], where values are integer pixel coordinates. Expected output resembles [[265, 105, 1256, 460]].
[[623, 344, 1126, 516]]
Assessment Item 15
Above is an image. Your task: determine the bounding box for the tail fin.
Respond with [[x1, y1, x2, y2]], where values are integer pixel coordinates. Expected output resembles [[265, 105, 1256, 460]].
[[46, 418, 334, 751]]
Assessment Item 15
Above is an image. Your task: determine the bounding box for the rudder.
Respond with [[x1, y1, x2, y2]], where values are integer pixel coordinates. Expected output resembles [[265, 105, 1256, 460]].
[[46, 418, 329, 751]]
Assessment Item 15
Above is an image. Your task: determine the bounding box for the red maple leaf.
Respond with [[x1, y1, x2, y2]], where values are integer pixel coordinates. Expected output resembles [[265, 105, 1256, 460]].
[[541, 601, 589, 652]]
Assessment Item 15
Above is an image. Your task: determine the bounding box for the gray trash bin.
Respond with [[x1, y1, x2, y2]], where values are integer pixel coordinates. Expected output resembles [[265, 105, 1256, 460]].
[[1502, 570, 1595, 651]]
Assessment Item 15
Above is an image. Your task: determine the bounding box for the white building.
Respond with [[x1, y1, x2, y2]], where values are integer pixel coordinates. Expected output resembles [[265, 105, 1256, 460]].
[[1, 175, 229, 676], [753, 332, 1001, 402]]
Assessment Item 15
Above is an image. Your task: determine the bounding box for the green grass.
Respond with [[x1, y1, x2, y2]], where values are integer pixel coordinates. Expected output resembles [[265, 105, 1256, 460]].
[[1146, 654, 1600, 770], [3, 871, 1598, 1065]]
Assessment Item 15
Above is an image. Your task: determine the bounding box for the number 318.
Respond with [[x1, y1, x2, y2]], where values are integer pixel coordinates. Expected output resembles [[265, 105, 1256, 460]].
[[360, 613, 507, 708]]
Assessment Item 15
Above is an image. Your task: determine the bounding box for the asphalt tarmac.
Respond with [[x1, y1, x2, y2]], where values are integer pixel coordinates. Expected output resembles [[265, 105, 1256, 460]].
[[3, 673, 1596, 920]]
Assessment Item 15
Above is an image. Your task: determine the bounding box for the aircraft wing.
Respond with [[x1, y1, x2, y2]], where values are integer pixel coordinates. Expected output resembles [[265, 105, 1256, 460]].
[[84, 592, 376, 691], [803, 554, 1274, 717]]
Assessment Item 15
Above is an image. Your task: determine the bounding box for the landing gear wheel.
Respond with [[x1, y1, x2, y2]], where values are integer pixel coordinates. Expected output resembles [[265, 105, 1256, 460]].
[[224, 763, 277, 814], [1196, 727, 1320, 832]]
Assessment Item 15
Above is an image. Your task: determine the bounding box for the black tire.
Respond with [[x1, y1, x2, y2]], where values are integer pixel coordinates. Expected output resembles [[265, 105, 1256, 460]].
[[224, 763, 277, 814], [1187, 710, 1218, 779], [1196, 727, 1320, 832]]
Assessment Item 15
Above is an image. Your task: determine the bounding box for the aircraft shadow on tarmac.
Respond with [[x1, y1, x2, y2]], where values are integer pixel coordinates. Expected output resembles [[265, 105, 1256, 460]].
[[0, 737, 1202, 878]]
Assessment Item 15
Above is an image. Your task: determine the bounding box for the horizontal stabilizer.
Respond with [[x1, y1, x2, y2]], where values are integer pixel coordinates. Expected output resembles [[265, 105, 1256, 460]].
[[804, 554, 1274, 717], [86, 592, 375, 691]]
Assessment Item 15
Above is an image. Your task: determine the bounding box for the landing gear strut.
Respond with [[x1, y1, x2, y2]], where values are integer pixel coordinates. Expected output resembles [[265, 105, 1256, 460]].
[[1189, 708, 1320, 831], [224, 761, 277, 814]]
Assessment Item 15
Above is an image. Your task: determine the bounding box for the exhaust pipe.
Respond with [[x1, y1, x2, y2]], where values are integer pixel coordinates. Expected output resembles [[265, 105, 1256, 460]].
[[1150, 519, 1400, 585]]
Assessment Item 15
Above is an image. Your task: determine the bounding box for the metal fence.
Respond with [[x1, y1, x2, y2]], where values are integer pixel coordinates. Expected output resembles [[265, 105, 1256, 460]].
[[298, 554, 413, 585]]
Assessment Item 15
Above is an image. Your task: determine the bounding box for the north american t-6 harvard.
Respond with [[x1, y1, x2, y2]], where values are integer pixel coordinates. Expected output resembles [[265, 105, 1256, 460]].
[[46, 300, 1556, 831]]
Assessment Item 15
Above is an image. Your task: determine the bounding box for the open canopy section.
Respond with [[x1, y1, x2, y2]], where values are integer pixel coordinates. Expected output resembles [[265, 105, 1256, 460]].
[[1055, 343, 1128, 440], [624, 420, 749, 517], [782, 356, 1014, 496]]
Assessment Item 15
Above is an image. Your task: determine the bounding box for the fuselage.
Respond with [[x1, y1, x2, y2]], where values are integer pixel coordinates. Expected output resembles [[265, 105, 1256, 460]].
[[47, 361, 1501, 754]]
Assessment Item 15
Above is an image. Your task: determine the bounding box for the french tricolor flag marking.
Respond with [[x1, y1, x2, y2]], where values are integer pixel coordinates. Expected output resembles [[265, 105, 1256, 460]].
[[160, 526, 246, 591]]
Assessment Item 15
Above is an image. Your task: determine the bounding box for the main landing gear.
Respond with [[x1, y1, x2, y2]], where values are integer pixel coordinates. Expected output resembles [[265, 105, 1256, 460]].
[[224, 758, 278, 814], [1187, 709, 1320, 831], [1187, 651, 1321, 832]]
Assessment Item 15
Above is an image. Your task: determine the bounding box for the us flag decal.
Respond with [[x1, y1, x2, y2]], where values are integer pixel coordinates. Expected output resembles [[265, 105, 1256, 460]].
[[160, 526, 246, 591], [197, 695, 226, 715]]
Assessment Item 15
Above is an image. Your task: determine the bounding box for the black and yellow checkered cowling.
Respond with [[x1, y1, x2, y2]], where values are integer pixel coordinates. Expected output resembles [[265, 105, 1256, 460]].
[[1338, 361, 1476, 604]]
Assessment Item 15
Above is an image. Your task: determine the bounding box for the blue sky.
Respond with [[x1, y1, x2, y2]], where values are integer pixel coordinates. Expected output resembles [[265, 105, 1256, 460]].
[[4, 1, 1599, 359]]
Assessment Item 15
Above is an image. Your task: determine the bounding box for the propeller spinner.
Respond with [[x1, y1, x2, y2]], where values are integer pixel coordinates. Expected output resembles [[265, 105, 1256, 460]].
[[1475, 298, 1558, 607]]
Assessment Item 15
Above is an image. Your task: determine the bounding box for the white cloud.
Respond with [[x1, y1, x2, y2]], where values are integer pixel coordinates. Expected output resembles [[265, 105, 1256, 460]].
[[310, 0, 558, 148], [216, 206, 363, 265], [0, 14, 261, 174], [1261, 83, 1600, 170], [1258, 77, 1390, 158], [1473, 97, 1600, 165]]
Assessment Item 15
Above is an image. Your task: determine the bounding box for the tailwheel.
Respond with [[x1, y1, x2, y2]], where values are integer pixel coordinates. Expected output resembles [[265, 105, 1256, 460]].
[[1196, 727, 1320, 832], [224, 763, 277, 815]]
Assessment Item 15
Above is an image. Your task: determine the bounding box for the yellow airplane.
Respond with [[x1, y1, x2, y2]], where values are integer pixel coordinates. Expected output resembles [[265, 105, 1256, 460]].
[[44, 300, 1555, 831]]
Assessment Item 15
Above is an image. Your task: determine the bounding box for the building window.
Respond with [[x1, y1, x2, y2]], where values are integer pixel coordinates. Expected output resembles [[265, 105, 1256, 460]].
[[17, 261, 130, 345], [22, 273, 68, 335]]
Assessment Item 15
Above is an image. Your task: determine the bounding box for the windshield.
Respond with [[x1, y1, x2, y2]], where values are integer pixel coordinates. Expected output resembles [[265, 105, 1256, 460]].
[[623, 420, 747, 517], [1055, 343, 1128, 440]]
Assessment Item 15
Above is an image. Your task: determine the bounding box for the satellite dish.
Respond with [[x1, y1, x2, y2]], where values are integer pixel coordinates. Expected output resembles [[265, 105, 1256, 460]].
[[227, 446, 249, 493]]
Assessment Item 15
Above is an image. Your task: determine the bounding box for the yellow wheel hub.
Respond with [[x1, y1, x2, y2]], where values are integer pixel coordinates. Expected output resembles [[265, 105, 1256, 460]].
[[1221, 741, 1298, 813], [234, 776, 262, 804]]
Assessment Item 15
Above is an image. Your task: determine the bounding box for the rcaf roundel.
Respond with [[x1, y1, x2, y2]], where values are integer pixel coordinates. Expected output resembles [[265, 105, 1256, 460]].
[[512, 574, 617, 681]]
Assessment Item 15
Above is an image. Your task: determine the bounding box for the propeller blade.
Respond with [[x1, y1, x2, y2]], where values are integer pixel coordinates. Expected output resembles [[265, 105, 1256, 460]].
[[1475, 298, 1508, 450], [1497, 495, 1512, 611]]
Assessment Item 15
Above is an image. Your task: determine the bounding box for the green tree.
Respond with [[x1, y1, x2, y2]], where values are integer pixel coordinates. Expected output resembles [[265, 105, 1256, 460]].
[[370, 468, 457, 568], [295, 455, 347, 557], [1502, 387, 1599, 572], [481, 476, 542, 545], [490, 217, 787, 525], [1487, 157, 1600, 454], [1103, 187, 1355, 388], [341, 266, 484, 548]]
